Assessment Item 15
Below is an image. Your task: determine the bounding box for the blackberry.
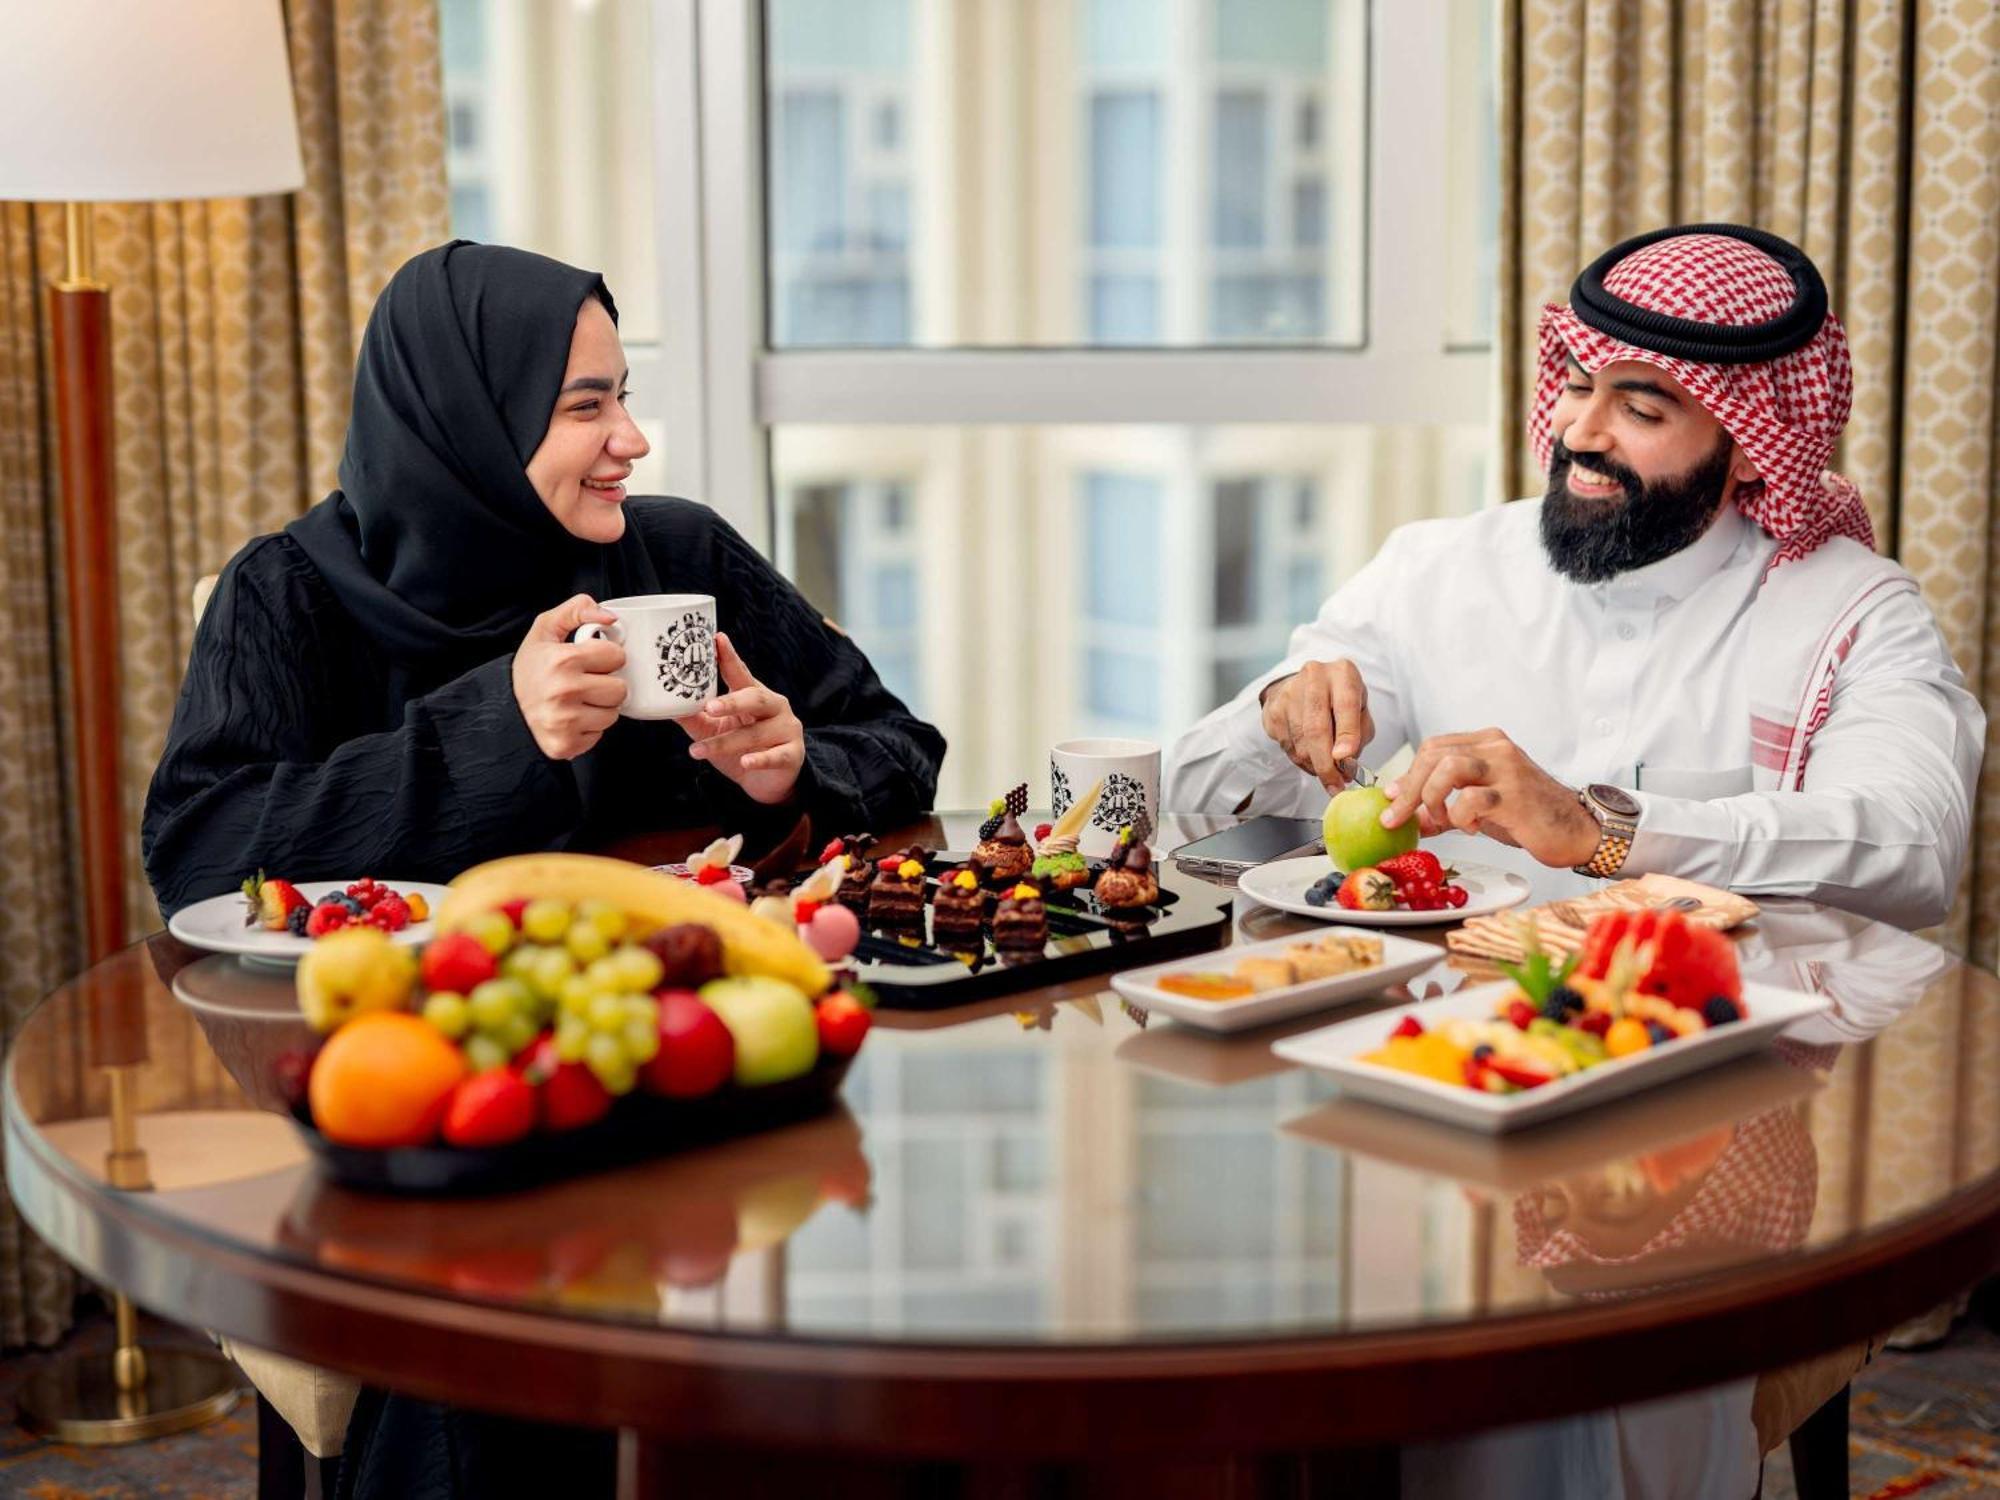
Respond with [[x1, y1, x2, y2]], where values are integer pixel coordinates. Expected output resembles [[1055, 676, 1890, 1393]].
[[1702, 995, 1742, 1027], [1644, 1020, 1674, 1045], [285, 904, 312, 937], [1472, 1043, 1494, 1060], [1542, 984, 1584, 1021]]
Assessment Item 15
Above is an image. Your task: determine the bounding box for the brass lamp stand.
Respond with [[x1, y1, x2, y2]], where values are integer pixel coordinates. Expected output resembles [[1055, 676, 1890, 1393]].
[[16, 935, 242, 1442]]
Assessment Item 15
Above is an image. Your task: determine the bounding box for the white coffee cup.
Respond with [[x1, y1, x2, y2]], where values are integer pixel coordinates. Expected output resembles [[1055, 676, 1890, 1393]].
[[1050, 737, 1161, 857], [575, 593, 717, 720]]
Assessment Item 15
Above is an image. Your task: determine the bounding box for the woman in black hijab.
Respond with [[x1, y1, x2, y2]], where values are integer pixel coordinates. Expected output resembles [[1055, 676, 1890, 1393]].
[[143, 242, 944, 915]]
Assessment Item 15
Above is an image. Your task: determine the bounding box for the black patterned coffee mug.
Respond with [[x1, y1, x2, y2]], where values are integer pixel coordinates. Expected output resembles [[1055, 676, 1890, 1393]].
[[575, 593, 717, 720]]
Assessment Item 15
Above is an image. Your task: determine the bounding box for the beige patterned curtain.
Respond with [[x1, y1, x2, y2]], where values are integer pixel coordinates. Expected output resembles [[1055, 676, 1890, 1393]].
[[1498, 0, 2000, 964], [0, 0, 448, 1350]]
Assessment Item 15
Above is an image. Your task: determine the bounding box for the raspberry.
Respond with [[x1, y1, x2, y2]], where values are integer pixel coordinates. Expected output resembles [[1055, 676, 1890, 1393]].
[[1033, 823, 1052, 841], [694, 863, 730, 886], [1507, 1000, 1537, 1030], [371, 893, 412, 932], [1576, 1010, 1612, 1037], [305, 903, 349, 938]]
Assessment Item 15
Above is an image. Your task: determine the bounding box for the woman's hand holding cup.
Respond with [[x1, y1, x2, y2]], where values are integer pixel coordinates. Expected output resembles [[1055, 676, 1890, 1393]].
[[513, 594, 628, 760], [678, 633, 805, 805]]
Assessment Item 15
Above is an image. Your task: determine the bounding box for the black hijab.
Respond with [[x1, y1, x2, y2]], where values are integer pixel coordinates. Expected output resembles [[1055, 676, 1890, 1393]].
[[288, 241, 663, 682]]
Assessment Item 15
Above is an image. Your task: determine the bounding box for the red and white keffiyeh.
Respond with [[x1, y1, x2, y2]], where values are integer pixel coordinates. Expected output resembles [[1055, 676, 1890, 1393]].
[[1528, 229, 1874, 571]]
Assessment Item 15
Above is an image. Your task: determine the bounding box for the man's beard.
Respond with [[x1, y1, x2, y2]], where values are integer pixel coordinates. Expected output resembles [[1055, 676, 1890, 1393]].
[[1540, 433, 1735, 583]]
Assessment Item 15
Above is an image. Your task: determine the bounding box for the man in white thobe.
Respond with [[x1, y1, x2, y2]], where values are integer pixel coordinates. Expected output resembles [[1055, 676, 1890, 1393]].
[[1166, 225, 1985, 1498], [1169, 226, 1982, 933]]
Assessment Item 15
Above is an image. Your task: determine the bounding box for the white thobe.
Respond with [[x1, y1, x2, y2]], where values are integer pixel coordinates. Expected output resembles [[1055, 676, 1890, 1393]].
[[1166, 498, 1984, 931]]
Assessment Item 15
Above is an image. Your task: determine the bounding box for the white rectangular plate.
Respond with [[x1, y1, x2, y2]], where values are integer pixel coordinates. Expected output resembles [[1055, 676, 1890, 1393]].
[[1270, 979, 1831, 1133], [1110, 929, 1445, 1034]]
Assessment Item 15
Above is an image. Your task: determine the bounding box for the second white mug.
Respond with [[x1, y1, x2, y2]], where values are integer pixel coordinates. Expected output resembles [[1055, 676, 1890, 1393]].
[[575, 593, 717, 719], [1050, 737, 1161, 857]]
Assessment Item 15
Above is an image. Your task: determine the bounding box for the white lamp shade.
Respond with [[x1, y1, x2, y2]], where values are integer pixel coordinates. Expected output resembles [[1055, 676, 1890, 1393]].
[[0, 1, 305, 202]]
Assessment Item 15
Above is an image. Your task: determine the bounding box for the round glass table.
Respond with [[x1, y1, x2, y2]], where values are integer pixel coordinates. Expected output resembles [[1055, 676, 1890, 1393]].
[[6, 815, 1998, 1496]]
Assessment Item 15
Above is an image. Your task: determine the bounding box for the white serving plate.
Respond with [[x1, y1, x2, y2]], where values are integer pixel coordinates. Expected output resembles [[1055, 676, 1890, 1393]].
[[1270, 979, 1831, 1133], [1235, 855, 1531, 926], [1110, 928, 1445, 1034], [167, 880, 449, 963]]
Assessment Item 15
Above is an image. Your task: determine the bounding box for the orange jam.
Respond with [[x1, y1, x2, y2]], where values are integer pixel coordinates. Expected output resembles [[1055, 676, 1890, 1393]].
[[1157, 973, 1255, 1001]]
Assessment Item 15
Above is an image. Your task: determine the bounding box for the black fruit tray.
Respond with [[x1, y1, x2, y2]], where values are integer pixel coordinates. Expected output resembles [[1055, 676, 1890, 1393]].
[[288, 1056, 852, 1196], [846, 851, 1232, 1009]]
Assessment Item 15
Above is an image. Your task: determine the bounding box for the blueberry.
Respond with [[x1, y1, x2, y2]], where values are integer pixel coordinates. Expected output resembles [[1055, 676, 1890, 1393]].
[[1304, 886, 1331, 908], [1644, 1020, 1675, 1045], [1701, 996, 1741, 1027], [1472, 1043, 1495, 1060]]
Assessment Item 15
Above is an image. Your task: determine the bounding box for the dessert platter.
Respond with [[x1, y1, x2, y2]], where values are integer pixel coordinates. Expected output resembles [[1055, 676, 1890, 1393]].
[[168, 874, 448, 963], [1272, 909, 1828, 1132], [679, 783, 1234, 1010], [276, 852, 874, 1194], [1111, 928, 1442, 1034]]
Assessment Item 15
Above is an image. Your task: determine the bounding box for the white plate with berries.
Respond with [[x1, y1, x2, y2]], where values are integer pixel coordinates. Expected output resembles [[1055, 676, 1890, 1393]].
[[1236, 853, 1531, 926], [168, 875, 451, 965], [1272, 979, 1830, 1133]]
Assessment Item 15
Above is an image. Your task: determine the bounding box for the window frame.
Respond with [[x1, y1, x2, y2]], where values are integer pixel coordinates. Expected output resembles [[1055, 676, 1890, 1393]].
[[644, 0, 1489, 554]]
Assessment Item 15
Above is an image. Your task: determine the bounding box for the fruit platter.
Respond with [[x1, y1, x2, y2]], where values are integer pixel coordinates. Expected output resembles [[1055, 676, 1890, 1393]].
[[168, 874, 449, 963], [280, 853, 874, 1194], [1272, 909, 1828, 1132], [689, 786, 1233, 1009], [1235, 784, 1533, 925]]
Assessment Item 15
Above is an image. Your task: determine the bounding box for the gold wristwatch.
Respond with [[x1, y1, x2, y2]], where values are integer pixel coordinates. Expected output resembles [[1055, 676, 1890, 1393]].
[[1574, 783, 1640, 878]]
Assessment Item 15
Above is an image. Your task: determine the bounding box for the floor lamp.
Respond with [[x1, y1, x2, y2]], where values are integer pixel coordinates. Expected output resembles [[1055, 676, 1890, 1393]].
[[0, 1, 304, 1444]]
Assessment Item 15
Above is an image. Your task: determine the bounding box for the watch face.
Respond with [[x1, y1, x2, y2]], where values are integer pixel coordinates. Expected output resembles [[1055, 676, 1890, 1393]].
[[1589, 784, 1642, 818]]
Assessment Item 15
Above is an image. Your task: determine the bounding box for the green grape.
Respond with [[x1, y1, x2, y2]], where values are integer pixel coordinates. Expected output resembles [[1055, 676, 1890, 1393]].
[[621, 995, 658, 1028], [585, 1033, 635, 1094], [577, 899, 627, 944], [558, 975, 595, 1017], [420, 992, 470, 1040], [463, 1034, 509, 1073], [584, 956, 627, 994], [496, 1012, 537, 1057], [553, 1016, 591, 1063], [501, 943, 544, 983], [586, 993, 627, 1033], [468, 979, 518, 1032], [521, 898, 572, 944], [466, 911, 516, 958], [564, 920, 611, 964], [531, 948, 577, 1002], [622, 1017, 661, 1064], [614, 946, 664, 994]]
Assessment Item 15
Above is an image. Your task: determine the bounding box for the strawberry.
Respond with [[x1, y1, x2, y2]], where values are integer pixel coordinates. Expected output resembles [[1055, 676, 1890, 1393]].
[[694, 863, 730, 886], [1486, 1056, 1554, 1089], [241, 871, 310, 932], [1506, 999, 1537, 1030], [521, 1036, 612, 1132], [817, 838, 846, 865], [499, 898, 530, 928], [793, 898, 822, 925], [304, 902, 350, 938], [1576, 1010, 1613, 1037], [1391, 1014, 1424, 1038], [1335, 869, 1397, 911], [421, 932, 499, 995], [1376, 851, 1453, 889], [442, 1069, 537, 1148]]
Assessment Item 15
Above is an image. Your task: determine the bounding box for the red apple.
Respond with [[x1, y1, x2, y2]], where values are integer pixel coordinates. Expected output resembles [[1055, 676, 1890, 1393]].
[[640, 989, 735, 1098]]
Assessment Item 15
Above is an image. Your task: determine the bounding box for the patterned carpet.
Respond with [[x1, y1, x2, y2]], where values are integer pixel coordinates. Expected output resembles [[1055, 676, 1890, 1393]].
[[1, 1301, 1994, 1498]]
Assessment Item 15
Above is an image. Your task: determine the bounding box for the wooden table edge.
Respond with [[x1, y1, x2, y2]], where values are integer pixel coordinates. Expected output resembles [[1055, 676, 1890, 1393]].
[[9, 1072, 1997, 1458]]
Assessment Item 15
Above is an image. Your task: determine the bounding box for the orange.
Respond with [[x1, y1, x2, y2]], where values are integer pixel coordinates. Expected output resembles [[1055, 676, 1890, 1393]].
[[308, 1012, 467, 1148]]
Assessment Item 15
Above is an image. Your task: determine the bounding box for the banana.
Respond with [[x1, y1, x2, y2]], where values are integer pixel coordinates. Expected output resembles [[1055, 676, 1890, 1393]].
[[436, 853, 831, 996]]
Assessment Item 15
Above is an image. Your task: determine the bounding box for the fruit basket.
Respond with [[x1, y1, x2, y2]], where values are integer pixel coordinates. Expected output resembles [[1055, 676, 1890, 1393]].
[[282, 854, 875, 1195], [288, 1057, 853, 1196]]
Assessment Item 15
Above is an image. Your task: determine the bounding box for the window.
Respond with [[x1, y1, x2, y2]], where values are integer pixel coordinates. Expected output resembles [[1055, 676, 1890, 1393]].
[[441, 0, 1502, 807]]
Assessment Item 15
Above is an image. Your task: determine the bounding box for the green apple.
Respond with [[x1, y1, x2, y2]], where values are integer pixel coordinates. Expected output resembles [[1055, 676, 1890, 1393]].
[[1322, 784, 1419, 872], [698, 976, 820, 1087]]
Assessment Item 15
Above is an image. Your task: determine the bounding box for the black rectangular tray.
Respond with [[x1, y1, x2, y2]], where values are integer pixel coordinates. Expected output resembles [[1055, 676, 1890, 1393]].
[[289, 1056, 852, 1196], [848, 852, 1232, 1009]]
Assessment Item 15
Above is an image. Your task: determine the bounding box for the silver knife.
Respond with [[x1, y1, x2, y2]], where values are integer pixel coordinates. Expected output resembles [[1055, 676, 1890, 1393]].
[[1335, 757, 1378, 788]]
